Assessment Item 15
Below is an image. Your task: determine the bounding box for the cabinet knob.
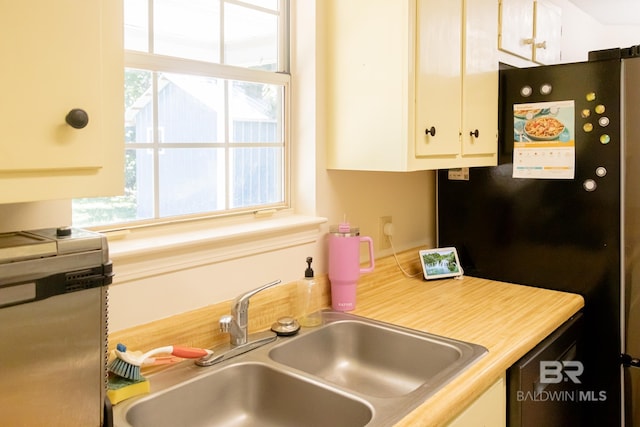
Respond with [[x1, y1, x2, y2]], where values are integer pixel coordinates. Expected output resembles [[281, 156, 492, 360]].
[[425, 126, 436, 136], [535, 40, 547, 50], [65, 108, 89, 129], [56, 226, 73, 237], [470, 129, 479, 138]]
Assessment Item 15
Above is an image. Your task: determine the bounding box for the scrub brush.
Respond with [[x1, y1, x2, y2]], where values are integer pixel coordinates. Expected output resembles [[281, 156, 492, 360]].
[[108, 343, 213, 381]]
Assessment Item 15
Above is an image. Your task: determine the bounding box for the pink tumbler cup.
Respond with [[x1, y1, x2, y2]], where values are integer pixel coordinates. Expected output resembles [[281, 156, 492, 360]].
[[328, 222, 375, 311]]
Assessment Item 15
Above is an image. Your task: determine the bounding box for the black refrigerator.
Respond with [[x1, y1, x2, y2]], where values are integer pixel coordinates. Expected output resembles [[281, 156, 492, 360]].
[[437, 48, 640, 426]]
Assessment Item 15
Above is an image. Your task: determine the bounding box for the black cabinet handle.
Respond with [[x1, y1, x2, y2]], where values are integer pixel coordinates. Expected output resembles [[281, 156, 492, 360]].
[[65, 108, 89, 129], [470, 129, 479, 138], [425, 126, 436, 136]]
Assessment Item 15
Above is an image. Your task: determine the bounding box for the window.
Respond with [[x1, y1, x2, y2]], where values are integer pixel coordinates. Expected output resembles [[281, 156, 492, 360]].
[[73, 0, 290, 228]]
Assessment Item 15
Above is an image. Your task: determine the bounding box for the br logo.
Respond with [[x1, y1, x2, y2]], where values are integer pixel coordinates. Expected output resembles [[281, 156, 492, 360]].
[[540, 361, 584, 384]]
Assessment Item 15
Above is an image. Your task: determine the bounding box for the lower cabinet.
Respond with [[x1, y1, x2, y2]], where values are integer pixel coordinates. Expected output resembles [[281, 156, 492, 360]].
[[447, 374, 506, 427]]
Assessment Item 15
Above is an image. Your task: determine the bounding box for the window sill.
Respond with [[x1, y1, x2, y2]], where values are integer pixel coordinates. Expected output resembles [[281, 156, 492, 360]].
[[106, 213, 327, 284]]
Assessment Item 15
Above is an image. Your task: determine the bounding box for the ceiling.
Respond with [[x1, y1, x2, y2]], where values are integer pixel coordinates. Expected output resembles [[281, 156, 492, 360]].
[[569, 0, 640, 26]]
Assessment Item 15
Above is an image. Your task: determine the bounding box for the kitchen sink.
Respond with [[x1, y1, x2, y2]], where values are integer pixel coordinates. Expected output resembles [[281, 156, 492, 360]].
[[268, 316, 480, 398], [123, 362, 372, 427], [113, 311, 487, 427]]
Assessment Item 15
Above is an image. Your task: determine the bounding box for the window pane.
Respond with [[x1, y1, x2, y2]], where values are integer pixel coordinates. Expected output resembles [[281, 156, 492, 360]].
[[230, 147, 283, 208], [125, 69, 153, 143], [73, 0, 289, 228], [230, 81, 282, 143], [154, 0, 221, 62], [72, 149, 154, 226], [158, 148, 224, 216], [124, 0, 148, 52], [158, 73, 224, 143], [225, 3, 278, 70], [130, 149, 156, 219]]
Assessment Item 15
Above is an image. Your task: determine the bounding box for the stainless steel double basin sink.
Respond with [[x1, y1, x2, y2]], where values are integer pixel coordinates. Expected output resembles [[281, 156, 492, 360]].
[[113, 311, 487, 426]]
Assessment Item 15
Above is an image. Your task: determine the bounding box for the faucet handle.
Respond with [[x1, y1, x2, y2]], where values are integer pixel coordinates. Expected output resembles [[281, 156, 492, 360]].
[[233, 279, 282, 312], [231, 280, 281, 327], [220, 315, 234, 332]]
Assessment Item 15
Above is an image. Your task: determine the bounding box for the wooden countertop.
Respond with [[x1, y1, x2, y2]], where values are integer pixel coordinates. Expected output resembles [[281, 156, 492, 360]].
[[109, 248, 584, 426], [350, 271, 584, 426]]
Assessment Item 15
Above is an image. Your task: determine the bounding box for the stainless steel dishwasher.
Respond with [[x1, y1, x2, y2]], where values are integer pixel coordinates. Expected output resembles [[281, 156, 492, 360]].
[[0, 227, 113, 426]]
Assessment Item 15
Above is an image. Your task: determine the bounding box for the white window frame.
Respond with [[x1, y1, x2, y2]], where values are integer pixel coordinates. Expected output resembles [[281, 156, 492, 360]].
[[82, 0, 292, 232], [123, 51, 291, 227], [101, 0, 325, 285]]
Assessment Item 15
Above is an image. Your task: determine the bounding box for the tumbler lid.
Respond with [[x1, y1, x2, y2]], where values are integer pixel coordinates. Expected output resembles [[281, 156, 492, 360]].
[[330, 222, 359, 236]]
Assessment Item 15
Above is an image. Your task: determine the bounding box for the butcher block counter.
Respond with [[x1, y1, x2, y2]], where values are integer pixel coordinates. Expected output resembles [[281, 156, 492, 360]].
[[350, 271, 584, 425], [109, 248, 585, 426]]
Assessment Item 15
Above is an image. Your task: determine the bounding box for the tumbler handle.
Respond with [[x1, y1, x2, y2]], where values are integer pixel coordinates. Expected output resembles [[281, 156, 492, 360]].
[[359, 236, 375, 274]]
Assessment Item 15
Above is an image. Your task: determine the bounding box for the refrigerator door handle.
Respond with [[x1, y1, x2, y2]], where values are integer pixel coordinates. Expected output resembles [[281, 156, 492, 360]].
[[621, 353, 640, 367]]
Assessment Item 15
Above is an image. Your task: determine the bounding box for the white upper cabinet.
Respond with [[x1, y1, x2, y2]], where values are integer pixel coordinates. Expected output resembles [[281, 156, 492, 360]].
[[499, 0, 562, 64], [414, 0, 463, 159], [498, 0, 535, 59], [462, 0, 500, 156], [0, 0, 123, 203], [533, 0, 562, 64], [324, 0, 498, 171]]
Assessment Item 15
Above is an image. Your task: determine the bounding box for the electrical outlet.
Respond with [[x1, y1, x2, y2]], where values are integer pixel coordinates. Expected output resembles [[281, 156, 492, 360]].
[[378, 216, 392, 250]]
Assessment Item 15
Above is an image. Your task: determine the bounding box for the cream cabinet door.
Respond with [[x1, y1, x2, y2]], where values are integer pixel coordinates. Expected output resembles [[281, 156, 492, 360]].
[[415, 0, 462, 158], [447, 374, 506, 427], [324, 0, 496, 171], [0, 0, 123, 202], [324, 0, 413, 171], [462, 0, 499, 157], [499, 0, 534, 60], [533, 0, 562, 64]]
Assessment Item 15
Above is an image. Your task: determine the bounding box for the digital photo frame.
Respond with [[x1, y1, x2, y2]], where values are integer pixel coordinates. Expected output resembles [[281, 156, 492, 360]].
[[419, 247, 463, 280]]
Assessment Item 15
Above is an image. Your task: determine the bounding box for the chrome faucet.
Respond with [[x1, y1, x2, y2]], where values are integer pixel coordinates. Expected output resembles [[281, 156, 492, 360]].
[[196, 279, 282, 367], [220, 279, 281, 347]]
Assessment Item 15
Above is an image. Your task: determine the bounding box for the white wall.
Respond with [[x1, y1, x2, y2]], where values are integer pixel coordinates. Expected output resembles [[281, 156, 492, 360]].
[[499, 0, 640, 66], [106, 0, 638, 331], [107, 0, 434, 331], [0, 0, 434, 332], [597, 25, 640, 53], [555, 0, 640, 63], [0, 200, 70, 233], [103, 0, 638, 330], [7, 0, 634, 331]]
